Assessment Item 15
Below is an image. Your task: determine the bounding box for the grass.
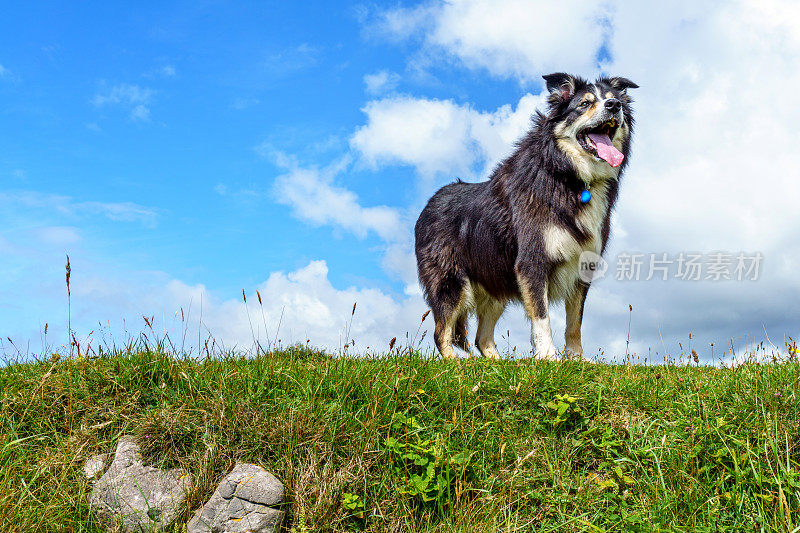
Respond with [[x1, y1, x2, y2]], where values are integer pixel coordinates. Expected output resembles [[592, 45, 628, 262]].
[[1, 345, 800, 532]]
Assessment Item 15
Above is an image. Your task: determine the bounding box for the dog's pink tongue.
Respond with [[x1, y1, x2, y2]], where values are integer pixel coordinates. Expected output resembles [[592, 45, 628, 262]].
[[587, 133, 624, 167]]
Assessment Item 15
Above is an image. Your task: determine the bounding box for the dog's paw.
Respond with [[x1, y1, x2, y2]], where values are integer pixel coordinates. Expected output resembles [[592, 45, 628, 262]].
[[565, 344, 584, 360], [534, 343, 560, 361], [478, 343, 502, 360], [440, 346, 460, 360]]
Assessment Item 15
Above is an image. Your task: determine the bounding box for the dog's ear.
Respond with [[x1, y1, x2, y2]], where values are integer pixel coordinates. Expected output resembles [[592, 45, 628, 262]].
[[607, 77, 639, 93], [543, 73, 575, 103]]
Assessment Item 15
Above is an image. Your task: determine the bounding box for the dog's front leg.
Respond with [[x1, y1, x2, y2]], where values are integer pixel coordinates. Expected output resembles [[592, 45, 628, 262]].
[[515, 264, 558, 361]]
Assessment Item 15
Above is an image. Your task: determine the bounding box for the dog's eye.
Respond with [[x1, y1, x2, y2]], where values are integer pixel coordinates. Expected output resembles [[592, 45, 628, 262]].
[[579, 101, 591, 109]]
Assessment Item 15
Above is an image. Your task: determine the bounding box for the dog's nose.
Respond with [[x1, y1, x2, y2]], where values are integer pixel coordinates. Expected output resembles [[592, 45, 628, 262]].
[[604, 98, 621, 113]]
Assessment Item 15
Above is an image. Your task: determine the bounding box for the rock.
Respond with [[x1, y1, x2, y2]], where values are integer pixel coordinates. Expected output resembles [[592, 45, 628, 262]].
[[83, 453, 109, 480], [187, 463, 284, 533], [89, 436, 190, 532]]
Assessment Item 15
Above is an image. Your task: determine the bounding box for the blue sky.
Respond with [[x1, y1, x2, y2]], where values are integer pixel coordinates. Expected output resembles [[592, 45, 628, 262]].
[[1, 1, 524, 294], [4, 2, 404, 289], [3, 1, 800, 361]]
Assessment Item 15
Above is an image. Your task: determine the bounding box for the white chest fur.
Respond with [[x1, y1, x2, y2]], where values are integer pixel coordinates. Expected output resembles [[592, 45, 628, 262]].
[[543, 179, 612, 301]]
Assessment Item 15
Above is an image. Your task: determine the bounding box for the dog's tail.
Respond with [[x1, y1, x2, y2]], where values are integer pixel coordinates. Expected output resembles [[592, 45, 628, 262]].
[[453, 314, 470, 353]]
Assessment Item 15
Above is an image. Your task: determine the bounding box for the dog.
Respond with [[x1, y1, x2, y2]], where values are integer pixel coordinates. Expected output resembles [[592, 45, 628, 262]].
[[414, 73, 637, 360]]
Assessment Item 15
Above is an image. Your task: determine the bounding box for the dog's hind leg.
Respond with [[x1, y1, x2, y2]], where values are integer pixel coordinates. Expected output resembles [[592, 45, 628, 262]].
[[453, 313, 471, 354], [432, 277, 470, 359], [475, 296, 505, 359]]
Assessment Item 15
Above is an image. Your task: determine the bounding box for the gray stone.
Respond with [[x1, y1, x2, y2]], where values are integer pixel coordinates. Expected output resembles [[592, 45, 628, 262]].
[[187, 463, 284, 533], [83, 453, 109, 480], [89, 436, 190, 532]]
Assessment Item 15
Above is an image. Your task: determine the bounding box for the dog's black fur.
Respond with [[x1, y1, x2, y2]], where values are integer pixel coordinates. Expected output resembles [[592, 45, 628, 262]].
[[415, 73, 637, 359]]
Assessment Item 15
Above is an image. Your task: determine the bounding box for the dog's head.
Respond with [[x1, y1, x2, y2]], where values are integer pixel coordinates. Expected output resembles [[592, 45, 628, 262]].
[[543, 73, 638, 181]]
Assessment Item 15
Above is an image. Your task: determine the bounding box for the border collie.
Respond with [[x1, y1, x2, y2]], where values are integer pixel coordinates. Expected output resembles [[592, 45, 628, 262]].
[[414, 73, 638, 360]]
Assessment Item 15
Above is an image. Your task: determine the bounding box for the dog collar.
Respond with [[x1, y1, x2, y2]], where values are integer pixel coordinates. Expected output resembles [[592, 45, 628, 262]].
[[580, 188, 591, 204]]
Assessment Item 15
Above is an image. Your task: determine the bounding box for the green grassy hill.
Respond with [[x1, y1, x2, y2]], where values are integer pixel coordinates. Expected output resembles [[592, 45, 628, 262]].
[[1, 347, 799, 532]]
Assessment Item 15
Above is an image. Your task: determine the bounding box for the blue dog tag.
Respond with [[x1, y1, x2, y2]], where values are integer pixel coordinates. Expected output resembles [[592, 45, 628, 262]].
[[580, 189, 592, 203]]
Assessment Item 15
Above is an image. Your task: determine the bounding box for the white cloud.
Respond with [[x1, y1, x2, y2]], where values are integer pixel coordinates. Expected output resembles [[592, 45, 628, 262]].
[[1, 191, 158, 227], [364, 70, 401, 94], [382, 242, 421, 294], [605, 1, 800, 249], [272, 153, 406, 243], [264, 148, 423, 294], [190, 258, 426, 353], [370, 0, 611, 83], [0, 185, 426, 357], [1, 257, 430, 358], [366, 4, 435, 42], [351, 0, 800, 360], [8, 1, 800, 363], [586, 0, 800, 357], [350, 93, 542, 178], [92, 83, 154, 122], [351, 96, 477, 177], [0, 64, 8, 77], [246, 260, 428, 351]]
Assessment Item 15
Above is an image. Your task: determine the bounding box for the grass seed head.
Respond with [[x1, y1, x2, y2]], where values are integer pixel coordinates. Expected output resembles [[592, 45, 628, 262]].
[[65, 254, 71, 296]]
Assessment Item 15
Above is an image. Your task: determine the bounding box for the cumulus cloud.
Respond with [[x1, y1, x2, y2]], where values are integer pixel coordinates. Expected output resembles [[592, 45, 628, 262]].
[[1, 257, 429, 358], [607, 1, 800, 250], [266, 0, 799, 359], [246, 260, 428, 350], [0, 185, 424, 358], [269, 146, 433, 295], [271, 153, 406, 243], [350, 93, 542, 178], [369, 0, 611, 83], [586, 0, 800, 357], [191, 258, 426, 353], [9, 1, 800, 363], [351, 0, 800, 360]]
